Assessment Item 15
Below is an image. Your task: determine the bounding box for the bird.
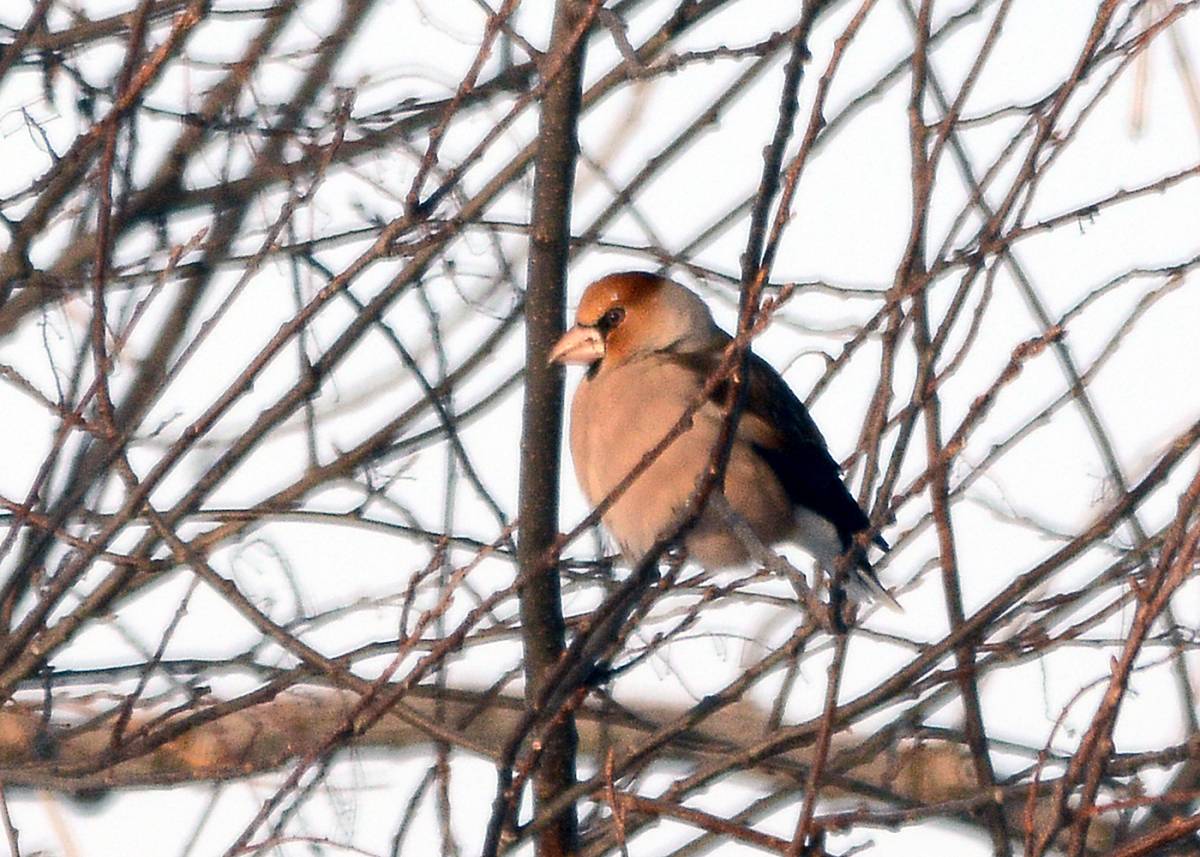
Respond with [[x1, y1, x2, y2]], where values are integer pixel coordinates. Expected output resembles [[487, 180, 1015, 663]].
[[549, 270, 897, 607]]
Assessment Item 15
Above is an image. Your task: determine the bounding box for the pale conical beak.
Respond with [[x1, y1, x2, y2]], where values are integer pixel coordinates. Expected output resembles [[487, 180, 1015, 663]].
[[548, 325, 605, 365]]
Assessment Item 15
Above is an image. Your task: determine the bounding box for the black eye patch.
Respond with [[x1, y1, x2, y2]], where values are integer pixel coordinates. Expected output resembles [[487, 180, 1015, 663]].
[[596, 306, 625, 335]]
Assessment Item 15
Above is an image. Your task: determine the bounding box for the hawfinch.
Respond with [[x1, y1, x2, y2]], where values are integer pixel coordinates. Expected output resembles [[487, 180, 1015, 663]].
[[550, 271, 895, 605]]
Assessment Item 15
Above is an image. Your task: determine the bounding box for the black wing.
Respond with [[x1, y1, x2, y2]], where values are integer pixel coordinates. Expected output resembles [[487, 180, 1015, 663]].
[[667, 344, 896, 606], [742, 352, 882, 550], [668, 346, 885, 551]]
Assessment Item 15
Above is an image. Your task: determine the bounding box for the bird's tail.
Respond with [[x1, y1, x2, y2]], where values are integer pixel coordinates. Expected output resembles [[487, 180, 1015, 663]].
[[844, 548, 903, 612]]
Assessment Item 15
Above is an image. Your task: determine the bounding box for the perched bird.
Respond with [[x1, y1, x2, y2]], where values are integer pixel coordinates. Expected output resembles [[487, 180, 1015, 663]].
[[549, 271, 896, 606]]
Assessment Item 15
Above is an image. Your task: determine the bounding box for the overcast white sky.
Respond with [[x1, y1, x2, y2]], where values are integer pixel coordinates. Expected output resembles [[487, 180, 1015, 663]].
[[1, 0, 1200, 854]]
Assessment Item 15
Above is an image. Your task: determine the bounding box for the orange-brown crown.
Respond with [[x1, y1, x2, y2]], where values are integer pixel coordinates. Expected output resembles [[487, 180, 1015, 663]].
[[572, 271, 718, 367], [574, 271, 666, 327]]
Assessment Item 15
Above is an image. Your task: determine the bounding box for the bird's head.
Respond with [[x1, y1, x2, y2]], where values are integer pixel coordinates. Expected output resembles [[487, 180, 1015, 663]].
[[549, 272, 718, 371]]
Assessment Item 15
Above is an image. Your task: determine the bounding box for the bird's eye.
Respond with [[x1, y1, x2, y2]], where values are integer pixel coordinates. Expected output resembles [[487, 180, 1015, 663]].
[[598, 307, 625, 332]]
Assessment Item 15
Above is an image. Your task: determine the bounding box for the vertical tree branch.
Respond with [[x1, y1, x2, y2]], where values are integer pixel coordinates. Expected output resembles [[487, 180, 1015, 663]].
[[905, 3, 1011, 853], [514, 2, 592, 855], [0, 2, 1196, 853]]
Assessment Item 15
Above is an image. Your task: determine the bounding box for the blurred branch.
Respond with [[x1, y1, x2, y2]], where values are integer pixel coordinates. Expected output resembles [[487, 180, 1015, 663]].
[[0, 686, 1126, 850], [0, 0, 1198, 853]]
